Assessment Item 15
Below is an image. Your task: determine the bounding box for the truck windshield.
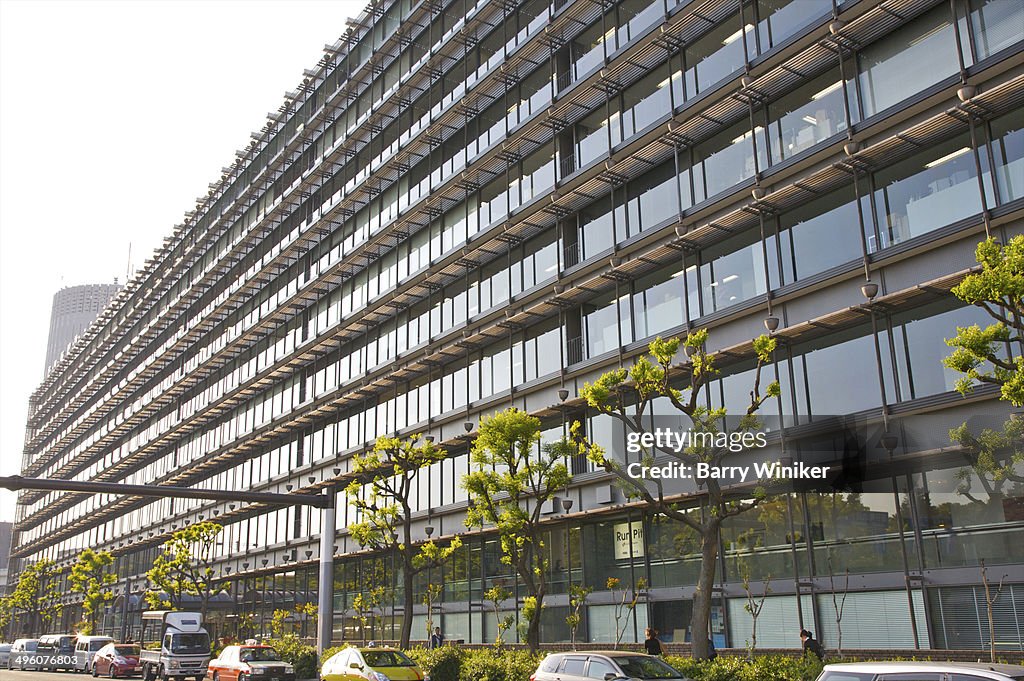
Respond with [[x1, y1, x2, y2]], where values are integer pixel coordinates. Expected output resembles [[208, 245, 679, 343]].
[[169, 633, 209, 655]]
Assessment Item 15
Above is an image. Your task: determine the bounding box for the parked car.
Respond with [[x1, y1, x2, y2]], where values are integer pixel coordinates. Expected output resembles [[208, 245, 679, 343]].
[[39, 633, 78, 671], [815, 662, 1024, 681], [531, 652, 693, 681], [0, 643, 12, 668], [76, 635, 116, 673], [8, 638, 41, 671], [92, 643, 142, 679], [321, 647, 427, 681], [206, 644, 294, 681]]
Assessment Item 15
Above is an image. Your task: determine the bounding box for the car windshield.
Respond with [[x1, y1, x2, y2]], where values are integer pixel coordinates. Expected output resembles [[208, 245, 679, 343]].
[[363, 651, 415, 667], [241, 648, 281, 662], [24, 642, 38, 652], [114, 646, 140, 656], [615, 656, 684, 679], [90, 641, 110, 651], [170, 633, 209, 655]]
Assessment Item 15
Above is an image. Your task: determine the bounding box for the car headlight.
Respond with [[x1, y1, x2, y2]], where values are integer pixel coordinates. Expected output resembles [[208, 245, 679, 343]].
[[170, 660, 180, 669], [370, 672, 390, 681], [283, 665, 294, 674], [252, 667, 267, 675]]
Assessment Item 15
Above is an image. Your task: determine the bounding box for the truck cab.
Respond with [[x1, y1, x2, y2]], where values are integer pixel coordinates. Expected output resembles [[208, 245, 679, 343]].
[[139, 610, 211, 681]]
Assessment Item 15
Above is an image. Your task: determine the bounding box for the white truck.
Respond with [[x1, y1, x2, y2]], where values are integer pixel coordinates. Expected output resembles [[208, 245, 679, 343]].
[[139, 610, 211, 681]]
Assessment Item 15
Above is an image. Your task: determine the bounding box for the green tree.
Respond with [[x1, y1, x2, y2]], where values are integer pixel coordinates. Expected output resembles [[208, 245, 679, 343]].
[[574, 332, 779, 659], [944, 237, 1024, 503], [944, 235, 1024, 405], [607, 576, 648, 648], [462, 407, 572, 652], [145, 521, 223, 618], [69, 548, 116, 634], [566, 584, 591, 650], [483, 585, 515, 647], [8, 558, 62, 635], [345, 434, 463, 648]]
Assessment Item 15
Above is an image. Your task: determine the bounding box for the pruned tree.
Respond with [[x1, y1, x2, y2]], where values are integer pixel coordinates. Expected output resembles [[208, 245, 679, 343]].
[[566, 583, 592, 651], [462, 407, 572, 652], [69, 548, 116, 634], [483, 585, 515, 647], [607, 576, 647, 648], [423, 583, 442, 642], [827, 556, 850, 658], [8, 558, 62, 635], [979, 559, 1008, 663], [351, 586, 386, 643], [145, 521, 223, 618], [573, 331, 779, 658], [345, 434, 463, 648], [740, 566, 771, 659]]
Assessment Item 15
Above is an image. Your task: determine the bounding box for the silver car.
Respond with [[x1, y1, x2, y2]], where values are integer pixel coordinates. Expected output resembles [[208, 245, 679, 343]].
[[0, 644, 11, 668], [531, 652, 693, 681], [816, 662, 1024, 681]]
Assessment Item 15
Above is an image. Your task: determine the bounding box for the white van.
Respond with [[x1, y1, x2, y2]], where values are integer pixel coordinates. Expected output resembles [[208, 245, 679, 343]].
[[75, 635, 114, 673]]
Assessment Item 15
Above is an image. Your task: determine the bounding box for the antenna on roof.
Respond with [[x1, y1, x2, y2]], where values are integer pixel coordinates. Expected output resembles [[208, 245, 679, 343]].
[[126, 242, 133, 281]]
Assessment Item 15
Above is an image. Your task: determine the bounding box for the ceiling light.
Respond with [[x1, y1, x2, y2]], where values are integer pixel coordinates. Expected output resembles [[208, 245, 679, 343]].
[[924, 147, 971, 168], [722, 274, 739, 283], [811, 81, 842, 100], [802, 115, 818, 125], [723, 24, 754, 45]]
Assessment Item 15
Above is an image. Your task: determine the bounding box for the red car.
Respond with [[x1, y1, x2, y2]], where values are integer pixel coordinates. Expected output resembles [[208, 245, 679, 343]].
[[92, 643, 141, 678]]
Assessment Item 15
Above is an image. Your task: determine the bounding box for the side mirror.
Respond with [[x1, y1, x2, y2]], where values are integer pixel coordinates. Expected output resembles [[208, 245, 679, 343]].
[[349, 662, 363, 670], [603, 675, 619, 681]]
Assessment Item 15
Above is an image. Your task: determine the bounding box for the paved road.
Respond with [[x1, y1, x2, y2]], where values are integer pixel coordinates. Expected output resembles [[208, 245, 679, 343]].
[[0, 673, 138, 681]]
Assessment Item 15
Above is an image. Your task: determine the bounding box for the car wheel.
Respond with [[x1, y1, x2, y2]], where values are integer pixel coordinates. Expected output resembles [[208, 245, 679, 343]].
[[109, 664, 118, 679], [93, 663, 100, 677]]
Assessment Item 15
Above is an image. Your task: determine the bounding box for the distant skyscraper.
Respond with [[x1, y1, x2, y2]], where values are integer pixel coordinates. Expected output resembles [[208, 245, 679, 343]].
[[44, 283, 121, 372]]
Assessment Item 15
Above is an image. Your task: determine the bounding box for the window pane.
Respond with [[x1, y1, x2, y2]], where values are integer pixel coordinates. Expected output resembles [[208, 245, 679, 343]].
[[857, 6, 959, 118]]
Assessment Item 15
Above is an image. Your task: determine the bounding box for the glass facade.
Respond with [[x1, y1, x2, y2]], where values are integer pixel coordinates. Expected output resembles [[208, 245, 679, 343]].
[[10, 0, 1023, 652]]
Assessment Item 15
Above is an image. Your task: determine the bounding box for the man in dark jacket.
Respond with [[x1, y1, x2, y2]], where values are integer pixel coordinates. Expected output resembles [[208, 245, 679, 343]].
[[800, 629, 824, 660], [430, 626, 445, 649]]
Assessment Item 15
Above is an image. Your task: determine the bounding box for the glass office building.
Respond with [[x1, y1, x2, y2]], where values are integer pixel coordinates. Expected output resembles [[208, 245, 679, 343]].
[[9, 0, 1024, 652]]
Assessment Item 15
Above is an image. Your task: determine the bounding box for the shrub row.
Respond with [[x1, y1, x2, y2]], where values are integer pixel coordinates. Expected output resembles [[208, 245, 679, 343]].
[[405, 648, 825, 681]]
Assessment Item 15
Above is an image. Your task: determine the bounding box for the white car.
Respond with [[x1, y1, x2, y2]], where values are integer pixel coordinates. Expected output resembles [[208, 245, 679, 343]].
[[816, 662, 1024, 681]]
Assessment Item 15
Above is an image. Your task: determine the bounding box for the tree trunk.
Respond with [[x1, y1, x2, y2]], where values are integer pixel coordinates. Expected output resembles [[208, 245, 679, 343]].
[[526, 593, 544, 653], [400, 558, 415, 649], [689, 518, 721, 660]]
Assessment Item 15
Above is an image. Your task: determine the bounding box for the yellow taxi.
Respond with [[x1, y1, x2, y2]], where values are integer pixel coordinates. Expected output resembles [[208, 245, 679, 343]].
[[320, 647, 428, 681]]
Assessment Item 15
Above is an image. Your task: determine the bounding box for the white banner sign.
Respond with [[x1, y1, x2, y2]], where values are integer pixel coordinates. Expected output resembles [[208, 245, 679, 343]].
[[613, 520, 644, 559]]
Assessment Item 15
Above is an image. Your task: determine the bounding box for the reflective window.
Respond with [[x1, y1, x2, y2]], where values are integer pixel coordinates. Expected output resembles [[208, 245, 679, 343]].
[[967, 0, 1024, 60], [690, 119, 767, 204], [890, 301, 995, 401], [698, 228, 772, 315], [870, 132, 991, 252], [776, 186, 863, 283], [913, 458, 1024, 569], [631, 265, 685, 340], [856, 6, 961, 118], [766, 68, 853, 165], [683, 16, 747, 100], [990, 111, 1024, 203]]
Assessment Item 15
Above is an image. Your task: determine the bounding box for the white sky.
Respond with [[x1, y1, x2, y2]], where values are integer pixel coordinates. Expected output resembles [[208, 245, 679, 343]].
[[0, 0, 367, 523]]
